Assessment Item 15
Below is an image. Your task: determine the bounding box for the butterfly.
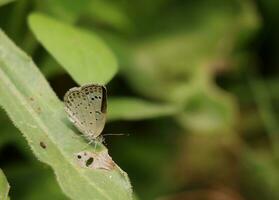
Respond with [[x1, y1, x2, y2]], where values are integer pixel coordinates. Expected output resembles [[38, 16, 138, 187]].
[[64, 84, 107, 143]]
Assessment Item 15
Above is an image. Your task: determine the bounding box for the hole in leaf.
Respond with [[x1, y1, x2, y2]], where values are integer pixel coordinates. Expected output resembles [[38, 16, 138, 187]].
[[86, 157, 94, 167], [39, 141, 47, 149]]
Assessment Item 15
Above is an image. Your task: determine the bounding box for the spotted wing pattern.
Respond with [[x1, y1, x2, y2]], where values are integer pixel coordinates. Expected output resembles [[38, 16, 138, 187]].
[[64, 84, 107, 139]]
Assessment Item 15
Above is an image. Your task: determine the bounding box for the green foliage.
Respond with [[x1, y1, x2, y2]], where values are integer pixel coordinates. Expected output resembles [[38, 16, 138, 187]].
[[0, 169, 10, 200], [0, 30, 132, 199], [108, 97, 178, 121], [109, 0, 259, 135], [28, 13, 118, 85], [0, 0, 279, 199]]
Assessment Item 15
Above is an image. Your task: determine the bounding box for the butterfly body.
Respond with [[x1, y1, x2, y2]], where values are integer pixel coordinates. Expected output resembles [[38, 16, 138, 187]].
[[64, 84, 107, 141]]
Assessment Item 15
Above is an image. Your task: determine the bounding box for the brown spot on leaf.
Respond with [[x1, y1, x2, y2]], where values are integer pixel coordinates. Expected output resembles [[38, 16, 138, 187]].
[[40, 141, 47, 149], [37, 107, 41, 114]]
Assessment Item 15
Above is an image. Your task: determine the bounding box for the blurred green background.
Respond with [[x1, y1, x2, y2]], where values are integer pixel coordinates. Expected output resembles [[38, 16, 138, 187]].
[[0, 0, 279, 199]]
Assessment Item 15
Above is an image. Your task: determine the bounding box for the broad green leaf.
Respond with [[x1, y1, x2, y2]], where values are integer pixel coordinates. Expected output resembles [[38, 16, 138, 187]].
[[0, 30, 132, 199], [0, 169, 10, 200], [108, 97, 178, 121], [0, 0, 14, 6], [28, 13, 118, 85]]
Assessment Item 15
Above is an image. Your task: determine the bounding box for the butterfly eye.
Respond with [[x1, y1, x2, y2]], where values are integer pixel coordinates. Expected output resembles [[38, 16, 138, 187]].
[[77, 155, 82, 159]]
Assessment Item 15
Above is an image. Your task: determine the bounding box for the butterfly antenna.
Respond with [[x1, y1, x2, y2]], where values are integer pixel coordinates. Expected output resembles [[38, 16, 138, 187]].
[[102, 133, 130, 137]]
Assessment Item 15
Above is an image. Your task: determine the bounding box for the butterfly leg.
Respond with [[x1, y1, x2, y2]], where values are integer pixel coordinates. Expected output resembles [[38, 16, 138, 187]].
[[79, 135, 93, 150], [93, 140, 97, 151]]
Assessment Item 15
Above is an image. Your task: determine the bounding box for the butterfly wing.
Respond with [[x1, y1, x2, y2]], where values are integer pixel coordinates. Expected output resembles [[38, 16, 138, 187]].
[[64, 84, 107, 139], [64, 87, 94, 137], [81, 84, 107, 137]]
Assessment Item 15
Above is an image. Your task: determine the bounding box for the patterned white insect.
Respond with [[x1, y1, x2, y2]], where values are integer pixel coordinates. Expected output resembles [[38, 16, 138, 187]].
[[64, 84, 107, 143]]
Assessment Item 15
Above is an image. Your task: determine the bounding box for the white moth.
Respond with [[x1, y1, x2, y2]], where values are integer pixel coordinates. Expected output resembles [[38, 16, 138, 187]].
[[64, 84, 107, 143]]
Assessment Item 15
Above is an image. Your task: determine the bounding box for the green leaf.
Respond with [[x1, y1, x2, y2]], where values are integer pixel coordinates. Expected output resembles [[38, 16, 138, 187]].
[[28, 13, 118, 85], [0, 30, 132, 199], [0, 169, 10, 200], [108, 97, 178, 121]]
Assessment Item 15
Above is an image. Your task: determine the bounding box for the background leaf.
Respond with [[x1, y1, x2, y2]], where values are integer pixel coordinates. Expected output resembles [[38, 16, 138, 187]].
[[28, 12, 118, 85], [0, 169, 10, 200], [0, 30, 132, 200], [107, 97, 178, 121]]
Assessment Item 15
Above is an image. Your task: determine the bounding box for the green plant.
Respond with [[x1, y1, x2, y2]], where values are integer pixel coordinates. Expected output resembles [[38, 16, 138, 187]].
[[0, 4, 179, 200], [1, 0, 279, 199], [0, 29, 133, 199], [0, 169, 10, 200]]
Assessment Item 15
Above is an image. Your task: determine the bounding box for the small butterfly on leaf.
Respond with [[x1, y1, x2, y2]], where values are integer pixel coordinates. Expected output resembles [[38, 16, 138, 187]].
[[64, 84, 107, 143]]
